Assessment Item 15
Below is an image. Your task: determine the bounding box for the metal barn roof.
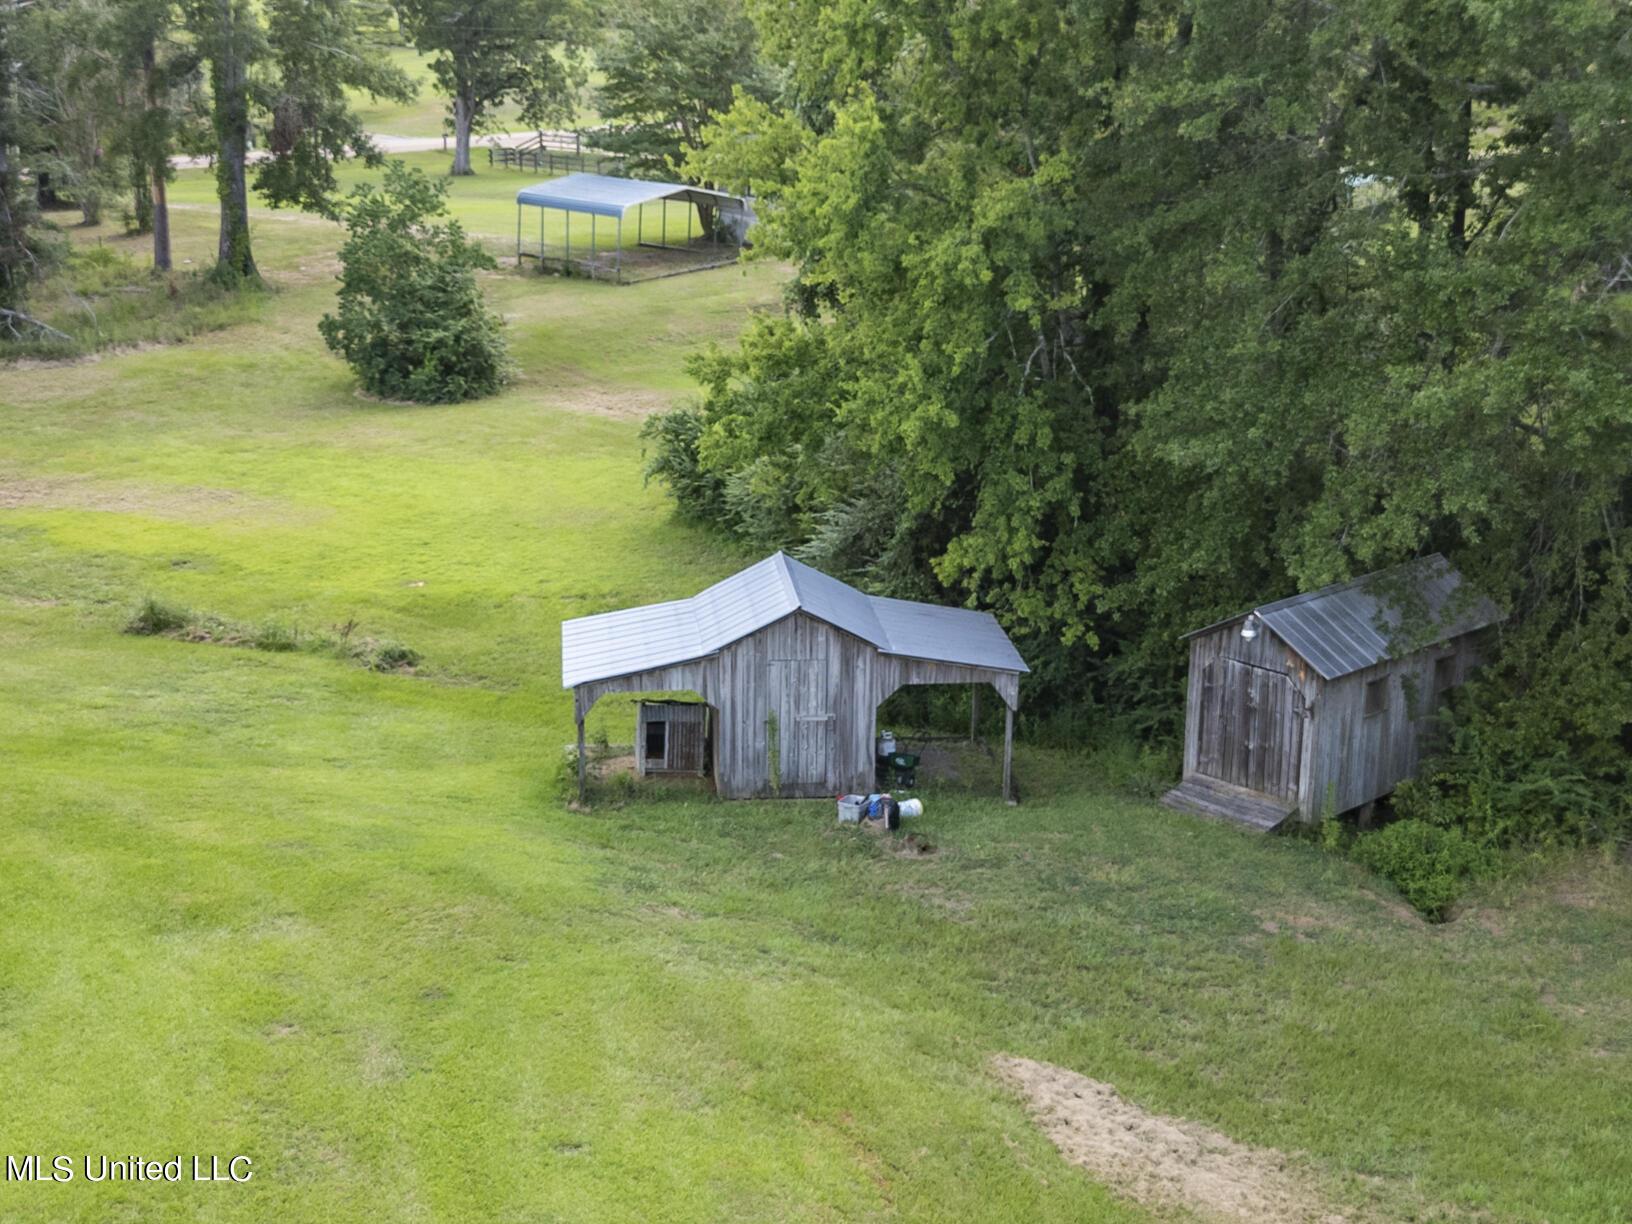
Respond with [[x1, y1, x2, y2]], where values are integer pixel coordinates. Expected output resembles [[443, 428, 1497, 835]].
[[1187, 554, 1503, 680], [516, 173, 744, 220], [562, 552, 1028, 689]]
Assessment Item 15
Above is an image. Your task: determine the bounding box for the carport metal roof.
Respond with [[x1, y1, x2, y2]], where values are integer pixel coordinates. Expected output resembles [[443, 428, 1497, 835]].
[[516, 173, 744, 219]]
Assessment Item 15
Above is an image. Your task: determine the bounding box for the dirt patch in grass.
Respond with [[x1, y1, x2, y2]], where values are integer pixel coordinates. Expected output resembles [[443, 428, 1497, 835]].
[[544, 384, 677, 421], [993, 1054, 1368, 1224], [0, 472, 315, 526], [1258, 913, 1322, 942]]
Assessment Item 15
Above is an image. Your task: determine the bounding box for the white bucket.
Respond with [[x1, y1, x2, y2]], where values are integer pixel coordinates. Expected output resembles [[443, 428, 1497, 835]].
[[898, 797, 923, 819]]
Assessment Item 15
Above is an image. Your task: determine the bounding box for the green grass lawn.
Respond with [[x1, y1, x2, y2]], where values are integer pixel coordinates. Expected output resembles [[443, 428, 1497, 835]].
[[2, 197, 1631, 1222]]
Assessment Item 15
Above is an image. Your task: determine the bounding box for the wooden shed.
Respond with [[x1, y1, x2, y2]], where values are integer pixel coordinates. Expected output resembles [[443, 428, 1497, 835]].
[[562, 553, 1029, 801], [1163, 555, 1502, 831], [637, 700, 710, 777]]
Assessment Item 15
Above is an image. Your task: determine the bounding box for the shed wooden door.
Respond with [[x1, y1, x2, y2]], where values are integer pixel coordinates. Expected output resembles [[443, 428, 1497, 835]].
[[767, 655, 835, 792], [1197, 660, 1303, 800]]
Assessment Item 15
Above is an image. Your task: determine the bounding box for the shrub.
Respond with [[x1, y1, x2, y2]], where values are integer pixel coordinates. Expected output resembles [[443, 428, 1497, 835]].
[[353, 639, 420, 671], [1350, 820, 1500, 921], [318, 162, 511, 403], [124, 597, 190, 636]]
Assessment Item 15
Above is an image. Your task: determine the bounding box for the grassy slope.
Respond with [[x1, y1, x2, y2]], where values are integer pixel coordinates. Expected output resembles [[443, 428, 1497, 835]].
[[2, 191, 1630, 1223]]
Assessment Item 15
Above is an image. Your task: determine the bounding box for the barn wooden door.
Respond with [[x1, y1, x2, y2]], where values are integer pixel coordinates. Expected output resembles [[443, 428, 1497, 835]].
[[1197, 660, 1303, 800], [767, 626, 835, 793]]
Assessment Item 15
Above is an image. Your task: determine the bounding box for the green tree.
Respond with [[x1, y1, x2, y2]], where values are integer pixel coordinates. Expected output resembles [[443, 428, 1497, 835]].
[[648, 0, 1632, 826], [319, 161, 511, 403], [0, 0, 52, 321], [188, 0, 413, 281], [101, 0, 200, 270], [397, 0, 589, 176], [596, 0, 767, 228]]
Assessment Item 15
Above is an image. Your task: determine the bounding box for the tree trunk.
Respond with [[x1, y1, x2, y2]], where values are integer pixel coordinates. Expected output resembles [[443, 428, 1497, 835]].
[[142, 38, 171, 270], [451, 94, 475, 175], [211, 0, 257, 280], [151, 172, 171, 271], [130, 157, 154, 234]]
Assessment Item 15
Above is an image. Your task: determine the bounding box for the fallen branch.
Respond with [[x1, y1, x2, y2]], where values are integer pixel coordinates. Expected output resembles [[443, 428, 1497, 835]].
[[0, 307, 73, 344]]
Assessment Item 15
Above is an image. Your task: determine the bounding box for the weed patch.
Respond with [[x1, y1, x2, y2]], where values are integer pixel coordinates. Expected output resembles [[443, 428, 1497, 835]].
[[124, 598, 420, 672], [1, 245, 271, 361]]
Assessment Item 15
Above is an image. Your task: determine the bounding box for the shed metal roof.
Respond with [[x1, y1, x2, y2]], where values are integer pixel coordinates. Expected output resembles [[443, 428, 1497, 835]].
[[516, 173, 744, 220], [562, 552, 1028, 689], [1186, 554, 1503, 680]]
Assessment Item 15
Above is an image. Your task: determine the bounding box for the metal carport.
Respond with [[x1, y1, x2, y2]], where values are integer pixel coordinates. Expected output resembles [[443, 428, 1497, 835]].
[[515, 173, 748, 283]]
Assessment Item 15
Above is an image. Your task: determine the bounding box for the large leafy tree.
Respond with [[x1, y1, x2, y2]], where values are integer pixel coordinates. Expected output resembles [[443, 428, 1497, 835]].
[[595, 0, 767, 227], [101, 0, 200, 270], [398, 0, 589, 176], [653, 0, 1632, 824], [0, 0, 54, 321], [188, 0, 413, 281]]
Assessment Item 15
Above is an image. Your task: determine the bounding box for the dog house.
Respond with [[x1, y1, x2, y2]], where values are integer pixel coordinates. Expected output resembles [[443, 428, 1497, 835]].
[[1163, 555, 1502, 830], [636, 700, 710, 777]]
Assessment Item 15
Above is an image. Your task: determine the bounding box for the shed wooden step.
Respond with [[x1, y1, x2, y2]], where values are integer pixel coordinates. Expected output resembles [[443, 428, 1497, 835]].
[[1161, 775, 1297, 833]]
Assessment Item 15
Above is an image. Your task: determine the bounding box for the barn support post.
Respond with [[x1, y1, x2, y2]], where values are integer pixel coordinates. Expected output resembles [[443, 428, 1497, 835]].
[[1002, 703, 1015, 805], [576, 714, 587, 805], [970, 685, 980, 742]]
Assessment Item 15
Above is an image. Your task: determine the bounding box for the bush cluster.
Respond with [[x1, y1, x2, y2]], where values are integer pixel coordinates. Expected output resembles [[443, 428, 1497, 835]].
[[319, 162, 511, 404], [1348, 820, 1500, 922]]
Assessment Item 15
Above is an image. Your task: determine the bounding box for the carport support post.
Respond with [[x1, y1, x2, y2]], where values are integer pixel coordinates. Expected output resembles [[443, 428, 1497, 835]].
[[576, 714, 587, 804], [616, 214, 623, 283], [591, 213, 597, 279], [565, 210, 571, 266], [515, 203, 521, 264], [1002, 704, 1015, 805], [970, 685, 979, 741]]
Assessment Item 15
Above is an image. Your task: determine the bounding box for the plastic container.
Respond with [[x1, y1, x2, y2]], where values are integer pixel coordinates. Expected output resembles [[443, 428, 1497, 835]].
[[837, 794, 866, 822], [898, 797, 923, 819]]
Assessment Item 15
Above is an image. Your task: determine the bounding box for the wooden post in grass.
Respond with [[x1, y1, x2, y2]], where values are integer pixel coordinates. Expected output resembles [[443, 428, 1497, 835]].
[[970, 685, 979, 742], [577, 716, 587, 805], [1002, 703, 1015, 805]]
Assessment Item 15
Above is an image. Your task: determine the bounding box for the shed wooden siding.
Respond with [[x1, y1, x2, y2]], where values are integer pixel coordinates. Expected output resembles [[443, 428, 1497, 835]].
[[1182, 615, 1481, 819], [1300, 635, 1480, 816], [573, 610, 1021, 800]]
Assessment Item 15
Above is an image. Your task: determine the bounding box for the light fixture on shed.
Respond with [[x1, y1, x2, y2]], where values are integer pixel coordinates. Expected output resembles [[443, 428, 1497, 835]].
[[1240, 614, 1258, 642]]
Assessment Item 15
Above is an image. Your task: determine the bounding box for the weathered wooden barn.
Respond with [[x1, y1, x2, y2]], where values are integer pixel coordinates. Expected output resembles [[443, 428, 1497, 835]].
[[562, 553, 1029, 801], [1163, 555, 1502, 830]]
